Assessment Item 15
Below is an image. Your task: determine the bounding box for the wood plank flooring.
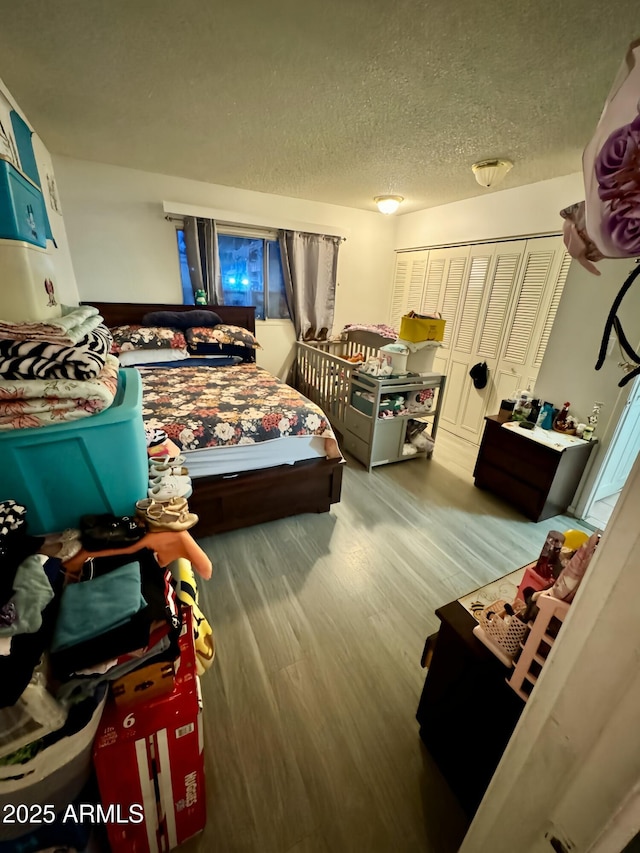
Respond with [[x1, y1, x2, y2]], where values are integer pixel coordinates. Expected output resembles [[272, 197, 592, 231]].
[[180, 430, 588, 853]]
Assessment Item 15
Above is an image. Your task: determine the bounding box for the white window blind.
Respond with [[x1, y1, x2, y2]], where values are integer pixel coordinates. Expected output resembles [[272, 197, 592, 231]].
[[454, 255, 491, 353], [477, 253, 521, 359], [504, 251, 554, 363]]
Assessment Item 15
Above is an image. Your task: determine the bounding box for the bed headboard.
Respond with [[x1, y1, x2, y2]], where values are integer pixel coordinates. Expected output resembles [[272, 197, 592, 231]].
[[84, 302, 256, 334]]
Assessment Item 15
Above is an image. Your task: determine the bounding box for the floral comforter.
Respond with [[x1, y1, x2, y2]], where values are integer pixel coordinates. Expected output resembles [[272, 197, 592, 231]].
[[140, 363, 336, 451], [0, 355, 120, 430]]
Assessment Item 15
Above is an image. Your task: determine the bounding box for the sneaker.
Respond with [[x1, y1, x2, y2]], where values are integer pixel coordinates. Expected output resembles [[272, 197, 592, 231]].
[[149, 465, 190, 480], [148, 478, 193, 501], [149, 454, 186, 470]]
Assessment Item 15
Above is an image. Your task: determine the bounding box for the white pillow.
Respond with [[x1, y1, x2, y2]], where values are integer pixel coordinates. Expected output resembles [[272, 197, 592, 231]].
[[117, 348, 190, 366]]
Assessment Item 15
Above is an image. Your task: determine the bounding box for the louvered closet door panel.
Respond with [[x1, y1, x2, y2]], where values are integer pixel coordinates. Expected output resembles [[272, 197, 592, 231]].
[[427, 248, 469, 376], [477, 252, 522, 359], [489, 236, 568, 421], [502, 243, 557, 365], [533, 251, 571, 368], [421, 255, 446, 314], [439, 248, 493, 436], [454, 254, 492, 353], [388, 250, 428, 330], [407, 254, 429, 311]]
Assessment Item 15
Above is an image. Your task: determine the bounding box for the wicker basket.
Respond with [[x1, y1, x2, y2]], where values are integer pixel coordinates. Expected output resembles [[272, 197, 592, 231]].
[[476, 600, 528, 659]]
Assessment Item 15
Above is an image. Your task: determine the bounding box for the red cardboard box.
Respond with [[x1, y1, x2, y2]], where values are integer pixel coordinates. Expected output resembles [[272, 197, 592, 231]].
[[93, 610, 205, 852]]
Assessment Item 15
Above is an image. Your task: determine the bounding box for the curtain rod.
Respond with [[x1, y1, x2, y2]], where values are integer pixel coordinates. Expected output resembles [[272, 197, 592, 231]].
[[164, 214, 346, 241]]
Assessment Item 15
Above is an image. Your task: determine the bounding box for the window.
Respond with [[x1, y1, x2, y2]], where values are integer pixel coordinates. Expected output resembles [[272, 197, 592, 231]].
[[176, 224, 290, 320]]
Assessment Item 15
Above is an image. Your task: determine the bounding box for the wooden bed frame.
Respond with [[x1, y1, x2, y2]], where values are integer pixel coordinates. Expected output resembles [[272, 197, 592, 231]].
[[88, 302, 343, 537]]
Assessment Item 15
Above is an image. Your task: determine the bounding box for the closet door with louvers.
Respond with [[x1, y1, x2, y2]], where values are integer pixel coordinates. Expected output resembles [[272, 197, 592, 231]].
[[438, 246, 504, 440], [420, 248, 470, 376], [489, 238, 571, 420], [388, 250, 429, 332]]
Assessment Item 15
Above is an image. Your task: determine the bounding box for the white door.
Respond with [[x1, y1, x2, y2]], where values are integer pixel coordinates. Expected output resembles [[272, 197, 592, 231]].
[[485, 239, 571, 424], [421, 247, 470, 376], [590, 376, 640, 503], [438, 247, 494, 440]]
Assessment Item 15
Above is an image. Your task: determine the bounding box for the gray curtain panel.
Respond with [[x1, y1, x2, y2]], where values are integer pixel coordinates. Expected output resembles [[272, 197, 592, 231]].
[[202, 219, 225, 306], [183, 216, 224, 305], [279, 230, 341, 341], [183, 215, 205, 302]]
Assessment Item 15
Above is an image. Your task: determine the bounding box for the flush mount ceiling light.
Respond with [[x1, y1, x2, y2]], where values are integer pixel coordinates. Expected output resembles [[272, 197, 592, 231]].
[[374, 195, 404, 214], [471, 159, 513, 188]]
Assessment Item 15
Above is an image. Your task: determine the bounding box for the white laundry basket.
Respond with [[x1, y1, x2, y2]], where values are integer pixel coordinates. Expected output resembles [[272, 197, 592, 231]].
[[398, 339, 441, 375]]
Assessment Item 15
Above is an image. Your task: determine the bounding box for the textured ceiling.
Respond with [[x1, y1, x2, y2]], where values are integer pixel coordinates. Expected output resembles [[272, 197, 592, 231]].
[[0, 0, 638, 212]]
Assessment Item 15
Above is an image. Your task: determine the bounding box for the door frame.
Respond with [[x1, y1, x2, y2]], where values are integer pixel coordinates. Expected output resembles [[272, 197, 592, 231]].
[[579, 374, 640, 521]]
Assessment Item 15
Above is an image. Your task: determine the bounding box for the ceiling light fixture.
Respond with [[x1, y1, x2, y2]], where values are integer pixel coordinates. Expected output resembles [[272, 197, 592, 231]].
[[374, 195, 403, 214], [471, 159, 513, 188]]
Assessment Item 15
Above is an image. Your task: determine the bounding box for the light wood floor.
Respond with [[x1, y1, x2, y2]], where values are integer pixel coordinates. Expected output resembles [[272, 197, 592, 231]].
[[182, 430, 587, 853]]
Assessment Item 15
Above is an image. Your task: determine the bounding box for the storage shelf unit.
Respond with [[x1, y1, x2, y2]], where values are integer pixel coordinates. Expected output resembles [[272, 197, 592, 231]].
[[508, 592, 570, 702], [342, 372, 446, 471]]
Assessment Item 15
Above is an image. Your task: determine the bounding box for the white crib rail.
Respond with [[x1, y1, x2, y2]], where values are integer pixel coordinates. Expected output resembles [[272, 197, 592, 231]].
[[295, 342, 354, 433], [295, 332, 392, 434]]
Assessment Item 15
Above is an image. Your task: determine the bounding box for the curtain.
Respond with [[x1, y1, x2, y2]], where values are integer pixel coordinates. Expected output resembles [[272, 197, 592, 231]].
[[279, 230, 341, 341], [183, 217, 225, 305], [202, 219, 224, 306], [183, 216, 204, 303]]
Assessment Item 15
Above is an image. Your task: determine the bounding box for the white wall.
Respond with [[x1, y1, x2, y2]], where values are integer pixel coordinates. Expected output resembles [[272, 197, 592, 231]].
[[53, 156, 396, 377], [395, 172, 584, 250], [0, 78, 79, 306], [535, 256, 640, 514]]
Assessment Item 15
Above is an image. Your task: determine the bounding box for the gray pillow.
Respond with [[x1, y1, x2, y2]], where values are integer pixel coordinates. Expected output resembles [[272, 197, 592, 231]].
[[142, 309, 222, 329]]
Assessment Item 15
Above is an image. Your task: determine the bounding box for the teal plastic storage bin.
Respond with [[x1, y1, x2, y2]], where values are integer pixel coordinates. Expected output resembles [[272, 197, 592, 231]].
[[0, 369, 148, 535], [0, 159, 48, 247]]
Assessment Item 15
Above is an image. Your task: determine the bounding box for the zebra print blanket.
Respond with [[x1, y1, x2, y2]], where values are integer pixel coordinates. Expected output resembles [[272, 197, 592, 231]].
[[0, 325, 112, 380]]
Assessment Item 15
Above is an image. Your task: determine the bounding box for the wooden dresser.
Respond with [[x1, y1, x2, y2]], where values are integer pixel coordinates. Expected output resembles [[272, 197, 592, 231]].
[[473, 415, 597, 522]]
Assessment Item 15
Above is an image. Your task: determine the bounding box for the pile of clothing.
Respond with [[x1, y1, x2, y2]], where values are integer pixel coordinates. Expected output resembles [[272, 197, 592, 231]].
[[0, 304, 119, 429], [0, 496, 214, 769]]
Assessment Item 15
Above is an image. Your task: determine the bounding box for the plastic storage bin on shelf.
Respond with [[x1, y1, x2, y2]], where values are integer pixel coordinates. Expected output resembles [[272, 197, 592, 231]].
[[0, 369, 148, 535], [0, 158, 48, 247], [0, 238, 60, 323], [379, 343, 409, 374], [398, 339, 441, 375]]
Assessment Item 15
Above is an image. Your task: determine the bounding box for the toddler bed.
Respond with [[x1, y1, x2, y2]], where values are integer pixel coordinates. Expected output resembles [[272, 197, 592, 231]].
[[89, 302, 343, 537]]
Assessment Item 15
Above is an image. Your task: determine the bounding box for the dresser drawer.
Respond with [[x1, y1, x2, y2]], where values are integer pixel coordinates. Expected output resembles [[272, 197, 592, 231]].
[[474, 460, 546, 521], [342, 429, 369, 466], [345, 405, 372, 442], [479, 439, 557, 489]]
